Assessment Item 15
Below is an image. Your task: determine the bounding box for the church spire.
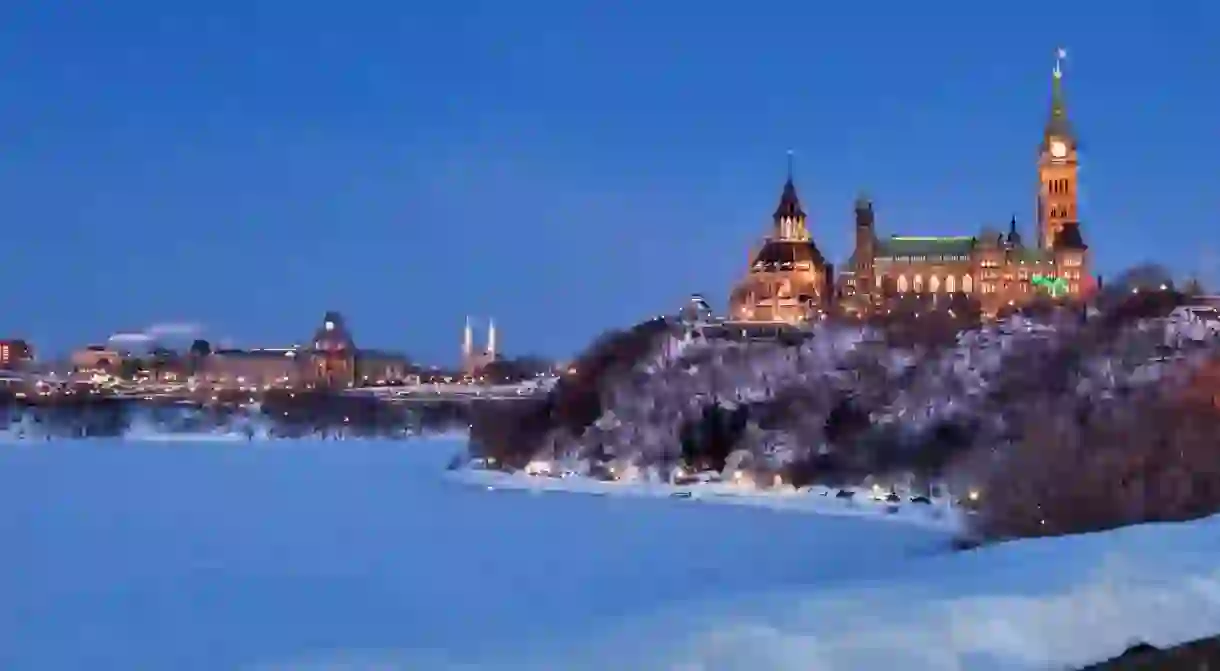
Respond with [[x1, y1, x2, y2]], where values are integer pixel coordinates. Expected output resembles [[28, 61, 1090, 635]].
[[1044, 47, 1074, 145], [462, 316, 473, 359], [1006, 213, 1023, 247]]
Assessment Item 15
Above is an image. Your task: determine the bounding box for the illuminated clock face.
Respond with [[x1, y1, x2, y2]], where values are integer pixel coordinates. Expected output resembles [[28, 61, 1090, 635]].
[[1050, 140, 1067, 158]]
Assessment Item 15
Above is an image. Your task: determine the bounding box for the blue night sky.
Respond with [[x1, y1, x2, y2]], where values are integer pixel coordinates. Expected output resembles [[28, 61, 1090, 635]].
[[2, 2, 1218, 364]]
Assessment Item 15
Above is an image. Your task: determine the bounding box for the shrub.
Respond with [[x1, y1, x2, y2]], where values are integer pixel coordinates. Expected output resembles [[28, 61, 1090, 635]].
[[467, 398, 551, 469], [972, 389, 1220, 540], [548, 317, 675, 434], [679, 403, 749, 472]]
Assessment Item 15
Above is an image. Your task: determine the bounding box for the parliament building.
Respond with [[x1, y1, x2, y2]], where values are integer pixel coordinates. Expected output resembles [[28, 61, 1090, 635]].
[[729, 53, 1093, 323]]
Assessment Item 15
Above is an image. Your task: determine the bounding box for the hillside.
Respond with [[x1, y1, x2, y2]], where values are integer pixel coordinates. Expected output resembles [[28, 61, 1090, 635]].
[[469, 298, 1220, 542]]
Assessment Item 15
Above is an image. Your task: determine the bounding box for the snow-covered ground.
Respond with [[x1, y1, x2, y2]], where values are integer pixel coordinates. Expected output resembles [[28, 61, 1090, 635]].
[[2, 436, 1219, 670]]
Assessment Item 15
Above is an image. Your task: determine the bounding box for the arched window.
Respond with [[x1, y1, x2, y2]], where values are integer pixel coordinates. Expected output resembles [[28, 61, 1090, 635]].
[[913, 275, 924, 293], [946, 274, 956, 293], [963, 275, 973, 293], [897, 275, 908, 293], [929, 275, 940, 293]]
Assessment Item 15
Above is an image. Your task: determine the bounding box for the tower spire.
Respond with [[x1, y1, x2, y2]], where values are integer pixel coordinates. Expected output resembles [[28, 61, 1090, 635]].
[[1045, 47, 1074, 144], [1006, 213, 1023, 247], [773, 151, 808, 240], [486, 318, 496, 357]]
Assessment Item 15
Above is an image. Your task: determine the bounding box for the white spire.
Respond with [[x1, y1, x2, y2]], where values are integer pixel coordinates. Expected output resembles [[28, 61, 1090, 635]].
[[462, 316, 473, 358], [486, 318, 497, 357], [1053, 47, 1066, 80]]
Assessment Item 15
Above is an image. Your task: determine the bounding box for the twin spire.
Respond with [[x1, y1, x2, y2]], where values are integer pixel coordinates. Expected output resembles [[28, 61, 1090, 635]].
[[462, 316, 496, 358]]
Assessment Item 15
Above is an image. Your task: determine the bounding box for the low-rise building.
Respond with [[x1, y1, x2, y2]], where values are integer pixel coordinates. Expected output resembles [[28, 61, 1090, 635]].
[[197, 349, 301, 388], [0, 339, 33, 369], [194, 311, 409, 389], [70, 345, 123, 371]]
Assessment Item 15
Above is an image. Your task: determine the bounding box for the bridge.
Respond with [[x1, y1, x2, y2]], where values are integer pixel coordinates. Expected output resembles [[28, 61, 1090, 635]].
[[1, 372, 553, 403]]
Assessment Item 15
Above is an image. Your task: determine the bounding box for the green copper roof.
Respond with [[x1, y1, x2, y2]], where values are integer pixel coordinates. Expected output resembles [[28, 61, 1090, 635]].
[[877, 235, 976, 258]]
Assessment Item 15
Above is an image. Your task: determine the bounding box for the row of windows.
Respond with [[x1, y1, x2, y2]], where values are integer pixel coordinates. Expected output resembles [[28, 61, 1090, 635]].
[[894, 274, 973, 294], [1048, 204, 1075, 219], [751, 262, 815, 272], [1047, 178, 1072, 195], [888, 256, 1074, 269], [883, 274, 1082, 295], [877, 254, 970, 263], [979, 281, 1080, 295]]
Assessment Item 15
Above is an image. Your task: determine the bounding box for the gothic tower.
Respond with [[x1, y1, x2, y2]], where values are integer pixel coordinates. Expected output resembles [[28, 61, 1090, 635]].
[[853, 194, 877, 302], [1037, 48, 1080, 250]]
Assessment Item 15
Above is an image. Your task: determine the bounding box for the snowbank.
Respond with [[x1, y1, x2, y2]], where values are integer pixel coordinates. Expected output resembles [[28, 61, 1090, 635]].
[[522, 513, 1220, 671], [451, 467, 963, 532]]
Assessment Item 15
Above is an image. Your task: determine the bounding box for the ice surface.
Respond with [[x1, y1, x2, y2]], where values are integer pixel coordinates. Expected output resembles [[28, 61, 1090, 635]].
[[0, 436, 946, 670], [2, 436, 1218, 671]]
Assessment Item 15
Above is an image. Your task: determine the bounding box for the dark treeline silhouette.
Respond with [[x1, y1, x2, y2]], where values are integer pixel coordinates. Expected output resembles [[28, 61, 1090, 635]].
[[468, 317, 676, 469], [0, 389, 471, 438]]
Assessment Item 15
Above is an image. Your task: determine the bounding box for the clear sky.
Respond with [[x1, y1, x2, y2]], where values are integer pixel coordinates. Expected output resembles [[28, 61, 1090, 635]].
[[2, 2, 1218, 364]]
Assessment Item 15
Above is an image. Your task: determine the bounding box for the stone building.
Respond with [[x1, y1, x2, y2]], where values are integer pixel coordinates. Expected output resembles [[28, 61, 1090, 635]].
[[196, 311, 409, 389], [198, 349, 301, 388], [300, 311, 410, 387], [728, 165, 833, 323], [837, 52, 1092, 319]]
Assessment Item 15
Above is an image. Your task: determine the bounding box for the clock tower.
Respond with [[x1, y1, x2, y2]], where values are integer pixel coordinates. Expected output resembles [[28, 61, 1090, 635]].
[[1037, 48, 1079, 251]]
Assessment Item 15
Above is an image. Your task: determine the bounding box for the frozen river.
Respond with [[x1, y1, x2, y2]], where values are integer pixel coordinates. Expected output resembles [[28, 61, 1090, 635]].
[[0, 437, 948, 670]]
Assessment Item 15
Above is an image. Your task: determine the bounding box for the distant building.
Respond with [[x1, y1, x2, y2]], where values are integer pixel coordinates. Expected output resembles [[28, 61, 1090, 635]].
[[0, 339, 33, 369], [301, 311, 409, 387], [461, 316, 497, 375], [678, 294, 716, 325], [196, 311, 409, 389], [198, 348, 301, 388], [70, 345, 123, 371]]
